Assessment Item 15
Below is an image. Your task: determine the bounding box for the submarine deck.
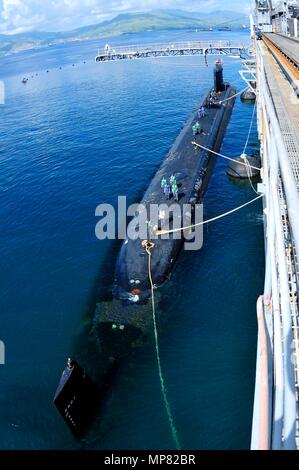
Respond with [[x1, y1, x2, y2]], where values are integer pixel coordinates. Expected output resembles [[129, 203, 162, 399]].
[[114, 83, 237, 303], [140, 84, 236, 212]]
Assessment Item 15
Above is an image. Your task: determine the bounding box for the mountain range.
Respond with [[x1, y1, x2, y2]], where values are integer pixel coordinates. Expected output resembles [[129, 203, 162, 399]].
[[0, 10, 249, 57]]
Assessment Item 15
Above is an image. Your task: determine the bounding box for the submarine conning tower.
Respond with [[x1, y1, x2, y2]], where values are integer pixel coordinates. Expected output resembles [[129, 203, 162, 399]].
[[214, 60, 225, 92]]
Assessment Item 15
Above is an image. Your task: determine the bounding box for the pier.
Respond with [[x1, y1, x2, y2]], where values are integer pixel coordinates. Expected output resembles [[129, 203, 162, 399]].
[[95, 40, 248, 62], [114, 65, 236, 303], [250, 31, 299, 450]]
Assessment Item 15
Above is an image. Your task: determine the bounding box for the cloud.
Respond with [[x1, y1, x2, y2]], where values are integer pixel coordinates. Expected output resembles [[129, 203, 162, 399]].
[[0, 0, 252, 34]]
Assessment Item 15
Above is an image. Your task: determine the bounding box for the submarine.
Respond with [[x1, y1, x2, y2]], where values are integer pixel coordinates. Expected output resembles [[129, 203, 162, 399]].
[[114, 61, 237, 304], [54, 62, 237, 435]]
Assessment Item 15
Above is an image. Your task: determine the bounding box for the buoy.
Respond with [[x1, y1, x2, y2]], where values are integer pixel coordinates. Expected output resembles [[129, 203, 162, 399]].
[[240, 87, 256, 102], [53, 359, 99, 437], [227, 154, 261, 179]]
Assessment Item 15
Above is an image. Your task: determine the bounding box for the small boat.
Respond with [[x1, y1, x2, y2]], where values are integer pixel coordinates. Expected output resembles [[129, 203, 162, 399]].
[[22, 78, 28, 84]]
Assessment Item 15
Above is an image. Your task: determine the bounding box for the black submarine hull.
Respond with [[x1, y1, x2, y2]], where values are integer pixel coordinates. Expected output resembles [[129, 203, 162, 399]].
[[53, 359, 100, 437], [54, 67, 237, 437], [114, 82, 236, 304]]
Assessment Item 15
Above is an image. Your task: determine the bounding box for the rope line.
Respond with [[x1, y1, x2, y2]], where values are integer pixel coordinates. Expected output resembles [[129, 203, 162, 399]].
[[156, 194, 263, 235], [218, 87, 248, 104], [192, 141, 261, 171], [244, 154, 260, 195], [142, 241, 181, 450]]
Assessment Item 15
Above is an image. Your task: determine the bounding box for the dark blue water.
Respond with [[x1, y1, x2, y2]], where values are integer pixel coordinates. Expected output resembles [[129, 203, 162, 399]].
[[0, 30, 264, 450]]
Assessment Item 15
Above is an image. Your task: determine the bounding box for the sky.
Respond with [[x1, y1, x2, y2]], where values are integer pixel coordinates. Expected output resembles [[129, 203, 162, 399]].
[[0, 0, 254, 35]]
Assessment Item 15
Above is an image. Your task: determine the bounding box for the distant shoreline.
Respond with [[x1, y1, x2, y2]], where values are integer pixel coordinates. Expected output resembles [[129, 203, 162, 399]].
[[0, 27, 249, 59]]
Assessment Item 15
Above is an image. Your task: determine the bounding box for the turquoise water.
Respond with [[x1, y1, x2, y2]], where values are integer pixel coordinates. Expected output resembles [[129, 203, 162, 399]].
[[0, 30, 264, 449]]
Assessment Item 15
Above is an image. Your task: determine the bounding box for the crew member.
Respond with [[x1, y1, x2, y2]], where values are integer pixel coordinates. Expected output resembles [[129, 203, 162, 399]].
[[171, 183, 179, 201], [161, 176, 167, 192], [170, 174, 176, 186], [198, 106, 206, 119], [165, 183, 171, 200], [192, 121, 201, 136]]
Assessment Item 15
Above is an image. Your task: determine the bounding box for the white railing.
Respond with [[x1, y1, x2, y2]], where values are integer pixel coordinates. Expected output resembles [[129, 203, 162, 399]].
[[97, 40, 249, 56]]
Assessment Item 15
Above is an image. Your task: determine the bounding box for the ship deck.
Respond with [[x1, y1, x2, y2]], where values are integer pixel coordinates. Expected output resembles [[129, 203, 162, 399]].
[[251, 33, 299, 450]]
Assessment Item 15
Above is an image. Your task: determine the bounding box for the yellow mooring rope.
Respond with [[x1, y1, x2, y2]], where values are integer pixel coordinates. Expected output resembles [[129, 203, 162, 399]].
[[142, 240, 181, 450]]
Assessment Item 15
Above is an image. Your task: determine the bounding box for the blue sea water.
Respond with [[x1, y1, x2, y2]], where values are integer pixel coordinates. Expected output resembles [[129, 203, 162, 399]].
[[0, 30, 264, 450]]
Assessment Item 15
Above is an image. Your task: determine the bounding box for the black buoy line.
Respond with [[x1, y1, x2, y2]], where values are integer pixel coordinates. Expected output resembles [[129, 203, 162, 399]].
[[155, 194, 263, 236]]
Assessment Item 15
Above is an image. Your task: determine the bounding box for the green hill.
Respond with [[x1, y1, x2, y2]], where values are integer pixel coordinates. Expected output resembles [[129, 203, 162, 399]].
[[0, 10, 249, 57]]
